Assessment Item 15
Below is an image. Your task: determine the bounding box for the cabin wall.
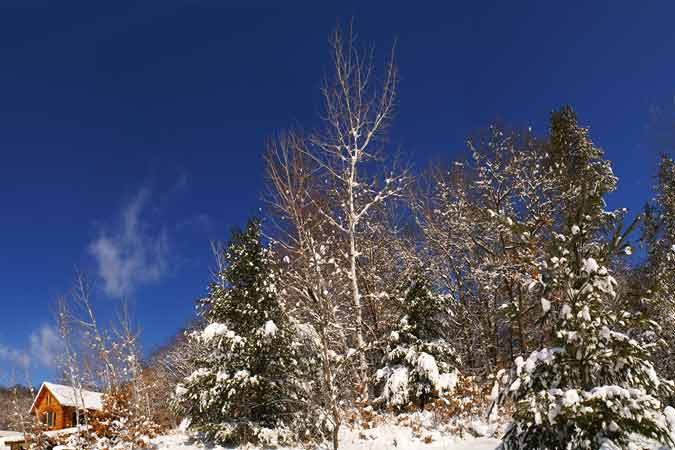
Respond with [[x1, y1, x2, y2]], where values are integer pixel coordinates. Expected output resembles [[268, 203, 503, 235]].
[[33, 389, 67, 430], [62, 406, 77, 428]]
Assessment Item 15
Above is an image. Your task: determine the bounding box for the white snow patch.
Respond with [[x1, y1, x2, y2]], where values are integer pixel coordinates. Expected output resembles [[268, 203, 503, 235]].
[[202, 323, 228, 340], [378, 365, 410, 406], [562, 389, 580, 407], [151, 425, 501, 450], [263, 320, 278, 337], [582, 257, 599, 274], [541, 298, 551, 313], [438, 370, 459, 391], [580, 305, 591, 322], [416, 352, 440, 383]]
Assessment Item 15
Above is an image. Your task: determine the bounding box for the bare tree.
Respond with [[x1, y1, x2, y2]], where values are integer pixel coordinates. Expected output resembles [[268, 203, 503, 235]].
[[0, 370, 33, 433], [113, 301, 152, 418], [265, 131, 348, 449], [306, 26, 411, 400], [69, 272, 118, 391], [414, 126, 560, 372], [209, 240, 228, 287], [56, 295, 87, 445], [264, 26, 411, 448]]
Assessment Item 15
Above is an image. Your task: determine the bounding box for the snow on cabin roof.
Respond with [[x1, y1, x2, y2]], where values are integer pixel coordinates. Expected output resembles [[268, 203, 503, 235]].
[[30, 382, 103, 413]]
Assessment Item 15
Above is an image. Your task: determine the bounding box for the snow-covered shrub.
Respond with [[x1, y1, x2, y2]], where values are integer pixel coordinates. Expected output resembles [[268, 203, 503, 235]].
[[375, 271, 460, 411], [25, 423, 52, 450], [434, 375, 494, 425], [56, 387, 163, 450]]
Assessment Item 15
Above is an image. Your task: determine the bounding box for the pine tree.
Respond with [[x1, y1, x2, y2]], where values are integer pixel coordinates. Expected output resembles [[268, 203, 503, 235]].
[[493, 109, 675, 449], [641, 155, 675, 386], [548, 105, 617, 230], [174, 219, 317, 447], [375, 270, 459, 410], [648, 156, 675, 304]]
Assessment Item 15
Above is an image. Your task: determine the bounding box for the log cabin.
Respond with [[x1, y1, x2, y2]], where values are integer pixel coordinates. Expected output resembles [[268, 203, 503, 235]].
[[2, 383, 103, 450], [29, 382, 103, 430]]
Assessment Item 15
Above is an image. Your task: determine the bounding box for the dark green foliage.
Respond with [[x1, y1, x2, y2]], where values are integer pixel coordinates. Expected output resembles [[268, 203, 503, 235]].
[[548, 105, 617, 229], [639, 155, 675, 394], [375, 271, 459, 410], [174, 219, 318, 447]]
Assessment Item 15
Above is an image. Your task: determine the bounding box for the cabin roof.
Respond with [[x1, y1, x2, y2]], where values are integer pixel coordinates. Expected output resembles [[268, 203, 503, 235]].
[[29, 382, 103, 413]]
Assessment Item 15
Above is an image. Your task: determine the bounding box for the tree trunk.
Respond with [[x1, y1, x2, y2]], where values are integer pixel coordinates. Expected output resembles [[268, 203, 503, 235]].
[[319, 326, 341, 450], [348, 157, 369, 402]]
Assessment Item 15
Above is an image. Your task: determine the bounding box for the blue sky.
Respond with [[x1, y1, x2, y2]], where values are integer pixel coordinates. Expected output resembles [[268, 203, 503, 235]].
[[1, 1, 674, 385]]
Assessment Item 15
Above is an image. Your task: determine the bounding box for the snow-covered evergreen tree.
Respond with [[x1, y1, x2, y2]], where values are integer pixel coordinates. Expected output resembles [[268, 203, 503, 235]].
[[641, 155, 675, 388], [646, 155, 675, 306], [499, 246, 675, 450], [496, 211, 674, 449], [174, 219, 317, 447], [493, 107, 675, 450], [375, 270, 460, 410]]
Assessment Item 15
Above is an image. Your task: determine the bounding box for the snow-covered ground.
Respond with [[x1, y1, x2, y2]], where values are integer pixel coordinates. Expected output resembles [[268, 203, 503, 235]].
[[151, 429, 675, 450], [152, 425, 501, 450], [3, 424, 674, 450], [150, 418, 675, 450]]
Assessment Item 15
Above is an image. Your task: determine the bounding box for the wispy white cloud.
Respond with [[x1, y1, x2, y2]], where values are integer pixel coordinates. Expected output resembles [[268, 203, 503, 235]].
[[0, 324, 61, 369], [0, 343, 30, 368], [29, 325, 62, 367], [89, 187, 170, 298]]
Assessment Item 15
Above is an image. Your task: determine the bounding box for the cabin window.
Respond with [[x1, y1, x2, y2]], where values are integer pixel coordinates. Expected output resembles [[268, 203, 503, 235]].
[[45, 394, 50, 406], [40, 412, 54, 427]]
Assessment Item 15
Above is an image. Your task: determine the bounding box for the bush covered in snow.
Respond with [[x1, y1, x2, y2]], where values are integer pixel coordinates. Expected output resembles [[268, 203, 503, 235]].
[[50, 388, 163, 450], [375, 271, 460, 411]]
